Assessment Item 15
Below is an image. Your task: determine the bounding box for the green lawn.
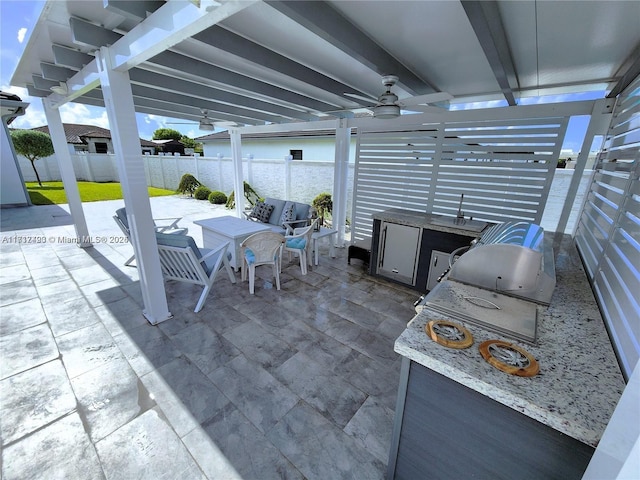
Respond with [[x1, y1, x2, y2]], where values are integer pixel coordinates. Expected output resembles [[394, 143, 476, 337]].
[[26, 181, 178, 205]]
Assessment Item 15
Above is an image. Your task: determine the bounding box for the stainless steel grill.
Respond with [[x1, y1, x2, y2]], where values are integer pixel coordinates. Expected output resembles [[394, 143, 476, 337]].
[[447, 221, 556, 305]]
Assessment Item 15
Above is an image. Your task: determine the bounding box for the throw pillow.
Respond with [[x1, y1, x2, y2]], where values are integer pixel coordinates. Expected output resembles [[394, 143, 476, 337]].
[[280, 202, 296, 228], [250, 201, 274, 223]]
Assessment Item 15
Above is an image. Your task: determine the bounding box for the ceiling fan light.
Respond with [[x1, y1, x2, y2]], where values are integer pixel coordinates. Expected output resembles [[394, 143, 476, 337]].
[[374, 104, 400, 119], [199, 121, 215, 131]]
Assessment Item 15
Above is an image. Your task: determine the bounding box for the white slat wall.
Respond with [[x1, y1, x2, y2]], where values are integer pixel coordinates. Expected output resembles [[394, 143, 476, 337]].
[[351, 116, 568, 241], [575, 77, 640, 380]]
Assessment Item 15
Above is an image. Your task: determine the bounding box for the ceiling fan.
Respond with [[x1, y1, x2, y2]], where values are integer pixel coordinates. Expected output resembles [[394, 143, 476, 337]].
[[344, 75, 453, 119], [166, 110, 236, 131]]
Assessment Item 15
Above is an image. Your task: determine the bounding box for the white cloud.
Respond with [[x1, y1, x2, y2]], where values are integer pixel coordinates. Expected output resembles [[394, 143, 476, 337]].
[[0, 85, 47, 128], [17, 27, 27, 43], [60, 103, 110, 128]]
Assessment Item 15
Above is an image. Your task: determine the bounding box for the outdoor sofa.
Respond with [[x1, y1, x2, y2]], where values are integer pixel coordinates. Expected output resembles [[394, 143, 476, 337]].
[[244, 197, 311, 235]]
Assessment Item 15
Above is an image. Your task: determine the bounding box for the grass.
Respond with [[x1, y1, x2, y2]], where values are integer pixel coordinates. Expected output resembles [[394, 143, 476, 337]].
[[26, 181, 178, 205]]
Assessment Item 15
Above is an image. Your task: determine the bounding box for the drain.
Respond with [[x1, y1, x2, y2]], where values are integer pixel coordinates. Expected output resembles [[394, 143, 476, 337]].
[[425, 320, 474, 349], [479, 340, 539, 377]]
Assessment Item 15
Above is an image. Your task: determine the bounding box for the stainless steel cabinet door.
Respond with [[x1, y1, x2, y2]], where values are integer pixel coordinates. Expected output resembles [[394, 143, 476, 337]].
[[377, 222, 421, 285]]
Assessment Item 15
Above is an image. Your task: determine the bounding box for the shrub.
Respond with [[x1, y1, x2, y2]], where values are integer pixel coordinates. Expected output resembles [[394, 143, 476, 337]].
[[208, 191, 227, 204], [313, 192, 332, 217], [176, 173, 201, 197], [194, 186, 212, 200], [225, 181, 261, 209]]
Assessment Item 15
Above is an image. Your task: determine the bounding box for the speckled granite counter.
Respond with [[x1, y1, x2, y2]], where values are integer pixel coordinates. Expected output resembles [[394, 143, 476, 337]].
[[394, 234, 625, 447], [373, 207, 489, 236]]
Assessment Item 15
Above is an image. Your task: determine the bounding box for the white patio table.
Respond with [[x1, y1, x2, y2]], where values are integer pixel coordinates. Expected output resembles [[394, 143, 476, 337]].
[[194, 216, 270, 271]]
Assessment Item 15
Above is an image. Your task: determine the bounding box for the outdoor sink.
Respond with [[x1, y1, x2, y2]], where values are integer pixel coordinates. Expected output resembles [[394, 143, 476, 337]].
[[429, 216, 489, 233]]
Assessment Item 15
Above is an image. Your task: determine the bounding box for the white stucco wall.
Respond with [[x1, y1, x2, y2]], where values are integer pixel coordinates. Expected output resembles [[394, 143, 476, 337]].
[[202, 136, 357, 163], [1, 124, 29, 206]]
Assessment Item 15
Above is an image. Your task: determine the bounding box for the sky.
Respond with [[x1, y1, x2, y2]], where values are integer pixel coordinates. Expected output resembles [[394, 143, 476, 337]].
[[0, 0, 202, 141], [1, 0, 600, 152]]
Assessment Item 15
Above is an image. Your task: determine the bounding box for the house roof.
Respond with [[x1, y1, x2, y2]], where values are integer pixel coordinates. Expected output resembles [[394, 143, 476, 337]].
[[30, 123, 156, 147], [10, 1, 640, 128]]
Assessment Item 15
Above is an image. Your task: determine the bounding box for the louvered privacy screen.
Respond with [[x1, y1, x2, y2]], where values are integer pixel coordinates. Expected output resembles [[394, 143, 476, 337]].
[[351, 116, 568, 241], [575, 77, 640, 381]]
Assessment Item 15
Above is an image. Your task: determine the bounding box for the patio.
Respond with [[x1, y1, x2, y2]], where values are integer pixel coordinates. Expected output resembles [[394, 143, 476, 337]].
[[0, 195, 417, 480]]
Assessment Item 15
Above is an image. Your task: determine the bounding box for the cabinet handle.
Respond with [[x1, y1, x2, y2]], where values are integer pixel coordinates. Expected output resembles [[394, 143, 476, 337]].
[[379, 226, 387, 267], [434, 257, 438, 267]]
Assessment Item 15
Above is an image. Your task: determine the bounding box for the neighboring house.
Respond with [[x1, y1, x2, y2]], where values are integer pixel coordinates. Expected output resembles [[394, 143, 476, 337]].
[[30, 123, 157, 155], [197, 128, 357, 161], [152, 138, 186, 156]]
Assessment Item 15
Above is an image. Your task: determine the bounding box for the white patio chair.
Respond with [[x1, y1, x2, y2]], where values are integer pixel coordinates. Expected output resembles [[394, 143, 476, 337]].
[[282, 218, 319, 275], [155, 232, 236, 313], [113, 207, 188, 266], [240, 231, 285, 294]]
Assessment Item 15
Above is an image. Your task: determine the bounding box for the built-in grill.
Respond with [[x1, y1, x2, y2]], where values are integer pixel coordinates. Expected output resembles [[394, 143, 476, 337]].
[[447, 221, 556, 306], [419, 221, 556, 344]]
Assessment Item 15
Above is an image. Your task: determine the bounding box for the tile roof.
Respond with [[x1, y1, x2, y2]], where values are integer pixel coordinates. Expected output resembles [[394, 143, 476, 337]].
[[30, 123, 156, 147]]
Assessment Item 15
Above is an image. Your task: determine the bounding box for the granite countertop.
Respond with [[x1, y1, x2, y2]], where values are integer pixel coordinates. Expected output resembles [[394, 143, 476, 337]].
[[373, 207, 489, 236], [394, 234, 625, 447]]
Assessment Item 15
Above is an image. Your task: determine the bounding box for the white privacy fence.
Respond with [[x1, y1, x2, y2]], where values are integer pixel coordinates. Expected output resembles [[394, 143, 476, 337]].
[[18, 149, 588, 233], [18, 152, 353, 211]]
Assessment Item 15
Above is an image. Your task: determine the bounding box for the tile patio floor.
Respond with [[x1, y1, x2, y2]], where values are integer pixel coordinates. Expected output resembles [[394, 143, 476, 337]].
[[0, 196, 418, 480]]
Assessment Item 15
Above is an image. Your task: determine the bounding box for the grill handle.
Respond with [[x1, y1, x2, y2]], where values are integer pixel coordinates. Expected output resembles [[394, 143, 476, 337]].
[[449, 245, 470, 268]]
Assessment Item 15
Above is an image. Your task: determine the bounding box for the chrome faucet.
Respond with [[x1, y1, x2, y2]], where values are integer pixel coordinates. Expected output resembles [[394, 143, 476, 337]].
[[454, 193, 466, 225]]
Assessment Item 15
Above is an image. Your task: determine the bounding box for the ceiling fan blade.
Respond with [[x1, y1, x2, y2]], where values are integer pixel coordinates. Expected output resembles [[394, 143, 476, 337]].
[[400, 92, 453, 106], [400, 105, 445, 114]]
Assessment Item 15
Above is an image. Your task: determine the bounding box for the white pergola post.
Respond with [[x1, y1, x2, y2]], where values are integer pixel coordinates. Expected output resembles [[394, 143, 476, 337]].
[[332, 118, 351, 247], [557, 98, 613, 236], [284, 155, 293, 200], [96, 47, 171, 325], [230, 129, 245, 217], [42, 99, 91, 247]]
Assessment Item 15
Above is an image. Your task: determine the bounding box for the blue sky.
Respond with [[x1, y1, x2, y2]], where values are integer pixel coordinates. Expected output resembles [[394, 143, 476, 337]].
[[1, 0, 598, 152], [0, 0, 202, 140]]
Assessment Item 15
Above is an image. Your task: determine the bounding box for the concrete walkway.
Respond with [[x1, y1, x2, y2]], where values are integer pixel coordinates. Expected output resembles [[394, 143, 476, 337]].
[[0, 195, 416, 479]]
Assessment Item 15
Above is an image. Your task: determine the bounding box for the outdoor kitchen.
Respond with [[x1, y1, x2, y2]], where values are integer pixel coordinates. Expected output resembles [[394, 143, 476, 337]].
[[378, 211, 626, 478]]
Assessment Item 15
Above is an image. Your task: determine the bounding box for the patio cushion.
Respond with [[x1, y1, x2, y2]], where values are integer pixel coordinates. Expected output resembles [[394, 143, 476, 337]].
[[285, 237, 306, 250], [249, 201, 274, 223], [115, 207, 129, 230], [155, 232, 202, 259], [199, 248, 232, 276], [244, 248, 256, 265], [280, 202, 296, 228]]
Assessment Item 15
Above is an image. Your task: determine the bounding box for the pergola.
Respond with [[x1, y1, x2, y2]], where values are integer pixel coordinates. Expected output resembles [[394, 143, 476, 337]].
[[9, 0, 640, 325]]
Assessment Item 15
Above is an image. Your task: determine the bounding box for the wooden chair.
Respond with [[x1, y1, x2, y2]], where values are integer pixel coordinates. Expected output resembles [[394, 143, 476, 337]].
[[240, 231, 285, 294], [155, 232, 236, 312], [282, 218, 319, 275], [113, 207, 188, 266]]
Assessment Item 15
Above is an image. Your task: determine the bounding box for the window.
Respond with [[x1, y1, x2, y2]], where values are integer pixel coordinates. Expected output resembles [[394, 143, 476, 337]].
[[290, 149, 303, 160], [95, 142, 108, 154]]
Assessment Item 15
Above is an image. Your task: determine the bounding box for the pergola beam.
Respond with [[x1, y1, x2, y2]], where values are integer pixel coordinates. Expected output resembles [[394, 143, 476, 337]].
[[41, 63, 76, 82], [146, 51, 345, 113], [130, 83, 281, 123], [266, 0, 437, 96], [107, 0, 258, 72], [129, 68, 321, 121], [461, 0, 518, 106], [103, 0, 164, 20], [192, 25, 373, 104], [52, 45, 93, 70]]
